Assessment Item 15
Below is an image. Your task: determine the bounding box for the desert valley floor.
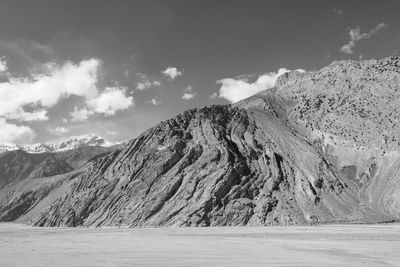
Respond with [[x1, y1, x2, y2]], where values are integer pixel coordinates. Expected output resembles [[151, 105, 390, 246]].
[[0, 223, 399, 266]]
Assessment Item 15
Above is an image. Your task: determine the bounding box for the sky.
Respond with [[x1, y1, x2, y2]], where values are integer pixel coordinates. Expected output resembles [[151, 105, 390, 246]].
[[0, 0, 398, 144]]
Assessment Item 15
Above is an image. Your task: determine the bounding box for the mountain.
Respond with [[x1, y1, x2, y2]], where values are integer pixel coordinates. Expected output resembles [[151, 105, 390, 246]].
[[1, 56, 400, 227], [0, 151, 63, 189], [0, 134, 118, 190], [0, 146, 116, 190], [0, 134, 116, 154]]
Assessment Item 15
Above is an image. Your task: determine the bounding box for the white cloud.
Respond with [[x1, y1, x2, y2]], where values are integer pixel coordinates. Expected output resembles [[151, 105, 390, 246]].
[[48, 126, 70, 136], [136, 80, 152, 90], [0, 118, 36, 143], [150, 98, 161, 106], [55, 126, 69, 133], [107, 130, 117, 135], [333, 9, 344, 16], [153, 80, 161, 87], [71, 107, 93, 122], [341, 23, 387, 54], [71, 87, 133, 121], [182, 93, 197, 100], [217, 68, 304, 103], [181, 85, 197, 100], [0, 56, 135, 143], [5, 108, 48, 122], [210, 92, 218, 99], [135, 73, 162, 90], [161, 66, 183, 80], [0, 57, 8, 72], [87, 87, 133, 116], [0, 58, 100, 120], [0, 58, 103, 142]]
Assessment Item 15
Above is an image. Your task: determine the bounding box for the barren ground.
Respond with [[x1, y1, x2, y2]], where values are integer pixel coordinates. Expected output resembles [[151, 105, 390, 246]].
[[0, 223, 399, 266]]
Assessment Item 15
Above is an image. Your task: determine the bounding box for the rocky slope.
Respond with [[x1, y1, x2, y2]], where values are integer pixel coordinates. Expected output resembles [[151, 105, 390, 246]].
[[1, 56, 400, 227]]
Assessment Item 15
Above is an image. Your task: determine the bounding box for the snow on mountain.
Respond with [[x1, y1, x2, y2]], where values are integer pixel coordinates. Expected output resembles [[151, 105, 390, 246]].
[[0, 134, 116, 153]]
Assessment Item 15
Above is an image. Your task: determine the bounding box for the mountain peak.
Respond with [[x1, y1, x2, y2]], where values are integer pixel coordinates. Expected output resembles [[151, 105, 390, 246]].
[[0, 134, 116, 154]]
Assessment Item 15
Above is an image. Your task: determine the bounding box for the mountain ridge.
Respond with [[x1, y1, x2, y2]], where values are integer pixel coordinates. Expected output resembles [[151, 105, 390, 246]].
[[0, 134, 118, 154]]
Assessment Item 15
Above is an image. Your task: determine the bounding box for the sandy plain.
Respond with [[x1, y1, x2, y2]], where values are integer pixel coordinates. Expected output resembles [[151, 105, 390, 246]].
[[0, 223, 399, 266]]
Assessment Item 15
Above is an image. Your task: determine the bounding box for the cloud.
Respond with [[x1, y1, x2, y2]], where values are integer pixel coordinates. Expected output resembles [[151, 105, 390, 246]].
[[71, 87, 133, 121], [333, 9, 344, 16], [87, 87, 133, 116], [217, 68, 305, 103], [107, 130, 117, 135], [136, 81, 150, 90], [0, 58, 104, 142], [135, 73, 162, 90], [182, 93, 197, 100], [70, 107, 93, 122], [181, 85, 197, 100], [150, 98, 161, 106], [153, 81, 161, 87], [0, 51, 135, 142], [210, 92, 218, 99], [0, 58, 100, 120], [5, 108, 48, 122], [55, 126, 69, 133], [48, 126, 70, 136], [0, 56, 133, 124], [340, 23, 387, 54], [0, 57, 8, 72], [136, 81, 152, 90], [161, 66, 183, 80], [0, 118, 36, 143], [0, 39, 54, 75]]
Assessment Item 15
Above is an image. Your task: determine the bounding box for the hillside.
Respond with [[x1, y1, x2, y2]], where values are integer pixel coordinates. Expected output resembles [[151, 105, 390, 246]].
[[1, 56, 400, 227]]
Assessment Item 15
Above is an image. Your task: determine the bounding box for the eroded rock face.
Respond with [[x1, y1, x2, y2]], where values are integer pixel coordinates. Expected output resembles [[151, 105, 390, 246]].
[[2, 56, 400, 227]]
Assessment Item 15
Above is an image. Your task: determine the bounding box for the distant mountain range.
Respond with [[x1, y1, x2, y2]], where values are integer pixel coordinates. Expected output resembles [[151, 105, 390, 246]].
[[0, 134, 117, 154]]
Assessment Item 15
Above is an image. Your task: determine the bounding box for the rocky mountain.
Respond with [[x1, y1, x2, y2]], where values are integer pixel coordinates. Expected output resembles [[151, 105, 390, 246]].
[[1, 56, 400, 227], [0, 146, 115, 190], [0, 151, 61, 189], [0, 134, 116, 154]]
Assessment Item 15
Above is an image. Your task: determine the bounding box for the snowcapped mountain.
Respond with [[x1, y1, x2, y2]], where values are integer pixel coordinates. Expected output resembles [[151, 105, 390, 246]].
[[0, 134, 117, 153]]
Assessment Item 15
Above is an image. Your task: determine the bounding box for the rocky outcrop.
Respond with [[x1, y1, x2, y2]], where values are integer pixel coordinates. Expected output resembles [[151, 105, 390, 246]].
[[1, 56, 400, 227]]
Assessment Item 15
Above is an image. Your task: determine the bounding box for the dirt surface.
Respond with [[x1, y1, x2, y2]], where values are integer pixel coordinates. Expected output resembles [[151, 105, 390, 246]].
[[1, 223, 399, 266]]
